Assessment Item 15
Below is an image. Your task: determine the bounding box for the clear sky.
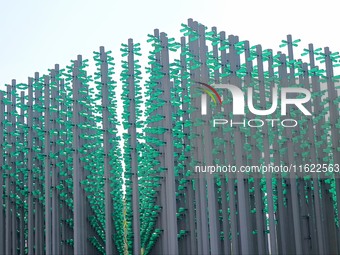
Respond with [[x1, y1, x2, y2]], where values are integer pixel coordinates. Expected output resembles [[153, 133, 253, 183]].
[[1, 0, 339, 87]]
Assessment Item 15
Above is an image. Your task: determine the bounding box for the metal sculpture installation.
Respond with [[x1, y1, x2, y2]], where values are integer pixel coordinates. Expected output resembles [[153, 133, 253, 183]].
[[1, 18, 340, 254]]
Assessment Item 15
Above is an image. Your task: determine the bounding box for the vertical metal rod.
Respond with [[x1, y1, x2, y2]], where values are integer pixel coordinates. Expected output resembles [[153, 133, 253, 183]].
[[308, 43, 327, 255], [72, 58, 83, 255], [33, 72, 43, 255], [5, 83, 13, 255], [180, 35, 198, 255], [198, 23, 221, 255], [211, 26, 231, 255], [19, 91, 25, 255], [10, 80, 17, 255], [44, 75, 52, 255], [218, 30, 239, 255], [228, 34, 251, 255], [100, 46, 117, 255], [127, 39, 142, 255], [279, 53, 303, 254], [187, 19, 209, 255], [0, 91, 5, 255], [160, 32, 179, 255], [256, 44, 278, 254], [50, 67, 61, 255]]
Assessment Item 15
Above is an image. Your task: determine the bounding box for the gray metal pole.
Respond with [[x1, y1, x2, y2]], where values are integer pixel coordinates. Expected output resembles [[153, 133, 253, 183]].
[[308, 43, 327, 255], [219, 31, 240, 255], [100, 46, 117, 255], [44, 75, 52, 255], [0, 91, 5, 255], [160, 32, 179, 255], [19, 91, 25, 255], [180, 35, 198, 255], [72, 58, 83, 255], [126, 39, 142, 255], [279, 53, 303, 254], [5, 83, 13, 255], [256, 45, 278, 255], [27, 77, 34, 255], [228, 34, 251, 255], [211, 27, 231, 255], [198, 23, 221, 255], [33, 72, 44, 255], [50, 67, 61, 255], [187, 19, 209, 255]]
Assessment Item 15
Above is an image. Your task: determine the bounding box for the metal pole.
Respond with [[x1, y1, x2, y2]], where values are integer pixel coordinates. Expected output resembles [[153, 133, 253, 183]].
[[72, 58, 83, 255], [0, 91, 5, 255], [160, 32, 179, 255], [44, 75, 52, 255], [126, 39, 142, 255]]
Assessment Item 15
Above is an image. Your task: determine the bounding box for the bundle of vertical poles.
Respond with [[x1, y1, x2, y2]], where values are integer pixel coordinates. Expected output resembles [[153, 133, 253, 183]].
[[1, 19, 340, 254]]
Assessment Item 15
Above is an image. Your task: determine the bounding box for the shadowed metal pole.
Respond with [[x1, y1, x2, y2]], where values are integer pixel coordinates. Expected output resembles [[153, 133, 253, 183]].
[[0, 91, 4, 255], [126, 38, 142, 255]]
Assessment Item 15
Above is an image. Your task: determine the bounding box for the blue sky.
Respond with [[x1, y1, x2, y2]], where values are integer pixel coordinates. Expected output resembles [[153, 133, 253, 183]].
[[1, 0, 339, 86]]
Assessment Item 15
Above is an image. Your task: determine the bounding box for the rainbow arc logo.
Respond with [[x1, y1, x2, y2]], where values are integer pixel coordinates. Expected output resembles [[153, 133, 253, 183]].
[[194, 81, 222, 107]]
